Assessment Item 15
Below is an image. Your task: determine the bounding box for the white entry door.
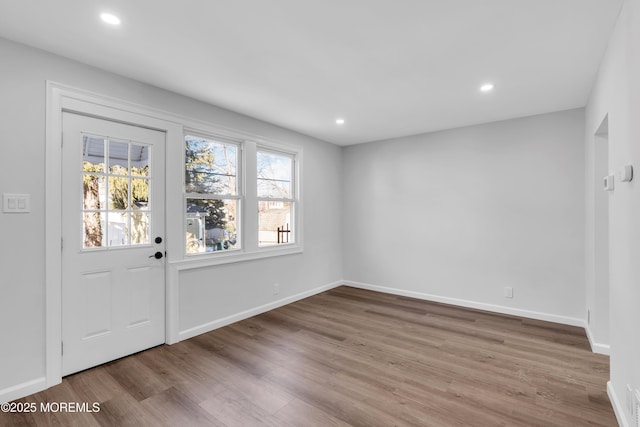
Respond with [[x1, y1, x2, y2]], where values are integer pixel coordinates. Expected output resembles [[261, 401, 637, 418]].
[[61, 112, 166, 376]]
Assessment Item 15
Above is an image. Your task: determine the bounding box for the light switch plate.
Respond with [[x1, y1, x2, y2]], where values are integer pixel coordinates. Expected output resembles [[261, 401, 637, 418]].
[[3, 193, 31, 213]]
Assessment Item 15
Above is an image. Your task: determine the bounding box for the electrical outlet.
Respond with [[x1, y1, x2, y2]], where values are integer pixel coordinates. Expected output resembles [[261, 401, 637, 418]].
[[504, 287, 513, 299], [273, 283, 280, 295]]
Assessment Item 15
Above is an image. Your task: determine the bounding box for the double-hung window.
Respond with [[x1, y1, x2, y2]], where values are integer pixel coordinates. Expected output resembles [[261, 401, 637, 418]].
[[257, 149, 296, 247], [184, 134, 240, 254], [183, 131, 301, 262]]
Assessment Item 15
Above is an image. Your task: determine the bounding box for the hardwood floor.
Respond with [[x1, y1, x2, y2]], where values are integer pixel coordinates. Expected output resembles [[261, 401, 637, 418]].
[[1, 286, 616, 426]]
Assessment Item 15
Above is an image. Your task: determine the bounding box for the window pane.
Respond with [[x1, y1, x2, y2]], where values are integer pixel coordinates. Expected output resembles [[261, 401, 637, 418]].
[[131, 212, 150, 245], [108, 140, 129, 175], [186, 198, 238, 254], [257, 179, 291, 199], [131, 143, 150, 176], [83, 211, 106, 248], [258, 201, 293, 246], [108, 212, 129, 246], [83, 136, 105, 173], [257, 151, 292, 198], [108, 176, 129, 210], [185, 135, 237, 195], [131, 178, 149, 210], [83, 174, 105, 210]]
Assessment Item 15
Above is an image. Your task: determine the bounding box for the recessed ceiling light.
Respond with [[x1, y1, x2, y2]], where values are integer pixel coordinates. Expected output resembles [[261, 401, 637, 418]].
[[100, 13, 121, 26], [336, 118, 345, 125], [480, 83, 494, 92]]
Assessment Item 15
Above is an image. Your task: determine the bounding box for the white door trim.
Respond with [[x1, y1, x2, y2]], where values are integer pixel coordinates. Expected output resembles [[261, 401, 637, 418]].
[[45, 82, 183, 388]]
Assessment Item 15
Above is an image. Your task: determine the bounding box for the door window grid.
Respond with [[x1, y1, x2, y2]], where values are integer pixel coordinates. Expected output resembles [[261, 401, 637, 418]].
[[81, 134, 152, 249]]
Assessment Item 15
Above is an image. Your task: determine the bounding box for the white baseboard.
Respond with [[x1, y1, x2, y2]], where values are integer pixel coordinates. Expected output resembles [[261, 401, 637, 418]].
[[177, 280, 343, 341], [343, 280, 585, 328], [585, 324, 611, 355], [0, 377, 46, 404], [608, 381, 628, 427]]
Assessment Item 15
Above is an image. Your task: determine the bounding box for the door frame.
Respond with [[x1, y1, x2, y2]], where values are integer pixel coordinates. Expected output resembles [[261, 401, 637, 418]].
[[45, 82, 183, 388]]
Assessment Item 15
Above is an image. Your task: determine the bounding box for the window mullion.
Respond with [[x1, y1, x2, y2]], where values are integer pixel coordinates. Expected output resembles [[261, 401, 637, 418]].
[[244, 140, 259, 252]]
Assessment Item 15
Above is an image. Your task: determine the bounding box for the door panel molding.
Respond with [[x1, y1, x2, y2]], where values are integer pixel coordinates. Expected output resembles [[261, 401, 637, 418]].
[[45, 82, 183, 389]]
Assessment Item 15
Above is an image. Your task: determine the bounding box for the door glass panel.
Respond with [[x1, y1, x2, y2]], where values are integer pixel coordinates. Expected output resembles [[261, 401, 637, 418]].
[[83, 137, 105, 172], [81, 135, 153, 249], [108, 176, 129, 210], [109, 140, 129, 175], [131, 144, 150, 176], [83, 175, 105, 210], [108, 212, 130, 246], [131, 212, 150, 245], [83, 212, 106, 248], [131, 178, 149, 210]]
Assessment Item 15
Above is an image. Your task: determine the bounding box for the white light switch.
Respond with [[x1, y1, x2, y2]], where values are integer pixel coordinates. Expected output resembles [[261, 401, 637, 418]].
[[3, 193, 30, 213]]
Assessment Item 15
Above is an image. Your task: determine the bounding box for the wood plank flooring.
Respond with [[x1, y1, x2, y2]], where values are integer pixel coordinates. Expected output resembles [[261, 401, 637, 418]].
[[1, 286, 616, 426]]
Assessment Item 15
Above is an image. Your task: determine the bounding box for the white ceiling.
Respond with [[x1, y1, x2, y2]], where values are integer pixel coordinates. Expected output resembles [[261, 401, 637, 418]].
[[0, 0, 623, 145]]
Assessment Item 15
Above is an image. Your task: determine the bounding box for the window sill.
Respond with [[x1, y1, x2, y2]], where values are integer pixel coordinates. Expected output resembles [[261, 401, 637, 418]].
[[169, 244, 303, 271]]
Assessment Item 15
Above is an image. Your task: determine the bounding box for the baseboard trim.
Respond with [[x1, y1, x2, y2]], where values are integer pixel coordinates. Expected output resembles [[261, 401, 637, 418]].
[[0, 377, 46, 404], [608, 381, 628, 427], [343, 280, 585, 328], [585, 324, 611, 355], [177, 280, 343, 341]]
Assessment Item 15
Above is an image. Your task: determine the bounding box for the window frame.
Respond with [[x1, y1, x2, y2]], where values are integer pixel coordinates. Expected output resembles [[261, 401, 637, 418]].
[[183, 130, 243, 257], [180, 128, 303, 266], [256, 146, 297, 248]]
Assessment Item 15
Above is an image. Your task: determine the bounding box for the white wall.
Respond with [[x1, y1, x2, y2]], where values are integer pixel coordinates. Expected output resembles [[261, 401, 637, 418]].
[[0, 38, 342, 397], [343, 109, 586, 324], [586, 0, 640, 424]]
